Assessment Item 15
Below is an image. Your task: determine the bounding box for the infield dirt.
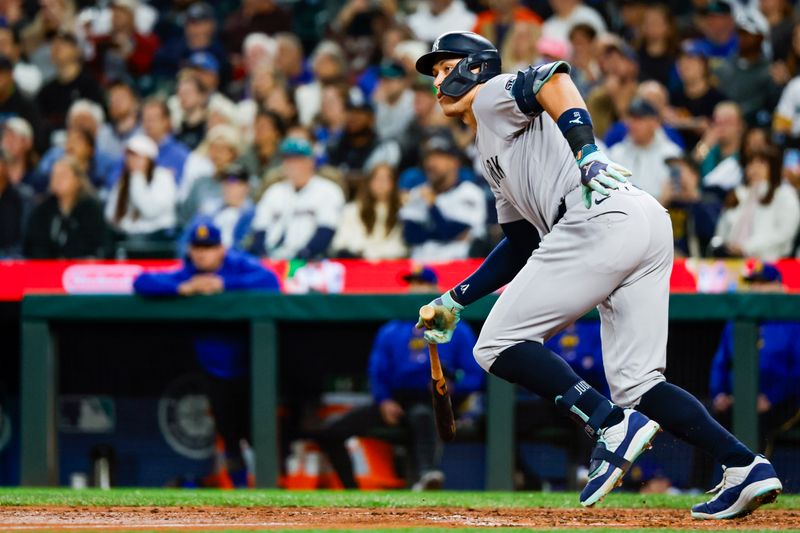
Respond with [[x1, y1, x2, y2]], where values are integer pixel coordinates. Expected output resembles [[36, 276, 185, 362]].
[[0, 505, 797, 530]]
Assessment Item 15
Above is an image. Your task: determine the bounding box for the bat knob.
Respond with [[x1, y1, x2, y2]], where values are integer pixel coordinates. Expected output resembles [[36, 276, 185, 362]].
[[419, 305, 436, 322]]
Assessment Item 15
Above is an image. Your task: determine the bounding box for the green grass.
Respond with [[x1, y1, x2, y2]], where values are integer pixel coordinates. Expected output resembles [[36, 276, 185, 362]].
[[0, 488, 797, 510]]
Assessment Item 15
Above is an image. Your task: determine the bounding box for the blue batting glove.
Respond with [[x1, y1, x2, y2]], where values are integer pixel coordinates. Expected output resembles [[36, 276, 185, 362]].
[[577, 145, 632, 209], [416, 291, 464, 344]]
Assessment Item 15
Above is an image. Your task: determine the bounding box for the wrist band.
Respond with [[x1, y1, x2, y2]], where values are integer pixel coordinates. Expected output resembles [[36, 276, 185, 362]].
[[558, 108, 595, 157]]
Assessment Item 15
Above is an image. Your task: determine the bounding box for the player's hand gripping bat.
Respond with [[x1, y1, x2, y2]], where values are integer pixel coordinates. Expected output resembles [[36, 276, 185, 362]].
[[419, 305, 457, 442]]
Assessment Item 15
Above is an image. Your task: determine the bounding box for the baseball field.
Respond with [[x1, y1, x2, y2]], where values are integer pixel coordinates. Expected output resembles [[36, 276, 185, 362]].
[[0, 489, 797, 531]]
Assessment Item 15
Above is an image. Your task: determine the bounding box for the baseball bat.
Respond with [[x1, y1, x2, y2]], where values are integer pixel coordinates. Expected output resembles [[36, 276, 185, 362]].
[[419, 305, 457, 442]]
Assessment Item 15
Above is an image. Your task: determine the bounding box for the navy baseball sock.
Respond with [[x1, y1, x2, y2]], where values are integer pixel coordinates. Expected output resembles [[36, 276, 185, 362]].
[[637, 382, 755, 468], [490, 341, 624, 435]]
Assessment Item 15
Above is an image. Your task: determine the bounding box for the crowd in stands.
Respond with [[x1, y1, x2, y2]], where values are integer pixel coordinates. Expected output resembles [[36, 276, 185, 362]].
[[2, 0, 800, 263]]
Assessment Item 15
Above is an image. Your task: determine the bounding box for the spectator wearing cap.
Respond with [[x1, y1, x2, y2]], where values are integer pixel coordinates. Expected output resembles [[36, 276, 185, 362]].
[[400, 135, 486, 260], [181, 166, 255, 255], [153, 2, 231, 88], [604, 80, 685, 150], [240, 108, 285, 185], [634, 4, 678, 88], [88, 0, 160, 84], [317, 264, 482, 490], [0, 54, 46, 155], [36, 31, 105, 137], [179, 124, 243, 225], [608, 98, 682, 204], [0, 21, 42, 98], [398, 131, 476, 191], [133, 220, 280, 488], [714, 7, 780, 126], [105, 134, 177, 238], [697, 0, 738, 63], [541, 0, 605, 42], [666, 40, 727, 150], [586, 40, 640, 138], [251, 138, 345, 259], [23, 157, 109, 259], [173, 73, 210, 151], [374, 60, 414, 143], [472, 0, 541, 53], [102, 79, 143, 161], [332, 163, 406, 259], [222, 0, 291, 56], [2, 118, 37, 193], [407, 0, 477, 43], [712, 145, 800, 260], [141, 98, 190, 185], [327, 98, 401, 185], [0, 149, 26, 257], [295, 40, 347, 127]]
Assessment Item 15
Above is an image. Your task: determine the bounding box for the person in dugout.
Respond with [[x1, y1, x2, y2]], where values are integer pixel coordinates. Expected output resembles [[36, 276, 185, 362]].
[[316, 265, 484, 490], [133, 220, 280, 486], [692, 260, 800, 489]]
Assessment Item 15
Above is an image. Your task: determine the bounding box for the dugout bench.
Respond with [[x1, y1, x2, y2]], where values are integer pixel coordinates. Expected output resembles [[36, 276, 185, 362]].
[[19, 292, 800, 488]]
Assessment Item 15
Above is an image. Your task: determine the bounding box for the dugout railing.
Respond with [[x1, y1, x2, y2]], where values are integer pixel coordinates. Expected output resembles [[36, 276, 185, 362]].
[[19, 292, 800, 488]]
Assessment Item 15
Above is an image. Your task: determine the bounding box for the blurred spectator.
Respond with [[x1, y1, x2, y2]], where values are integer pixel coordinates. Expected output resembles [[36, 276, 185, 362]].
[[760, 0, 793, 63], [133, 219, 280, 488], [174, 73, 210, 151], [273, 32, 312, 88], [506, 28, 563, 74], [263, 82, 299, 130], [666, 40, 726, 150], [406, 0, 477, 43], [103, 79, 142, 160], [251, 138, 345, 259], [473, 0, 542, 52], [634, 4, 678, 88], [227, 33, 277, 101], [141, 98, 190, 185], [712, 145, 800, 260], [153, 2, 232, 90], [1, 117, 37, 192], [397, 81, 449, 170], [541, 0, 605, 42], [0, 151, 25, 257], [327, 99, 401, 184], [693, 101, 745, 196], [604, 80, 684, 150], [312, 84, 348, 156], [715, 7, 779, 127], [568, 23, 600, 97], [401, 135, 486, 260], [608, 98, 682, 203], [329, 0, 394, 74], [36, 31, 104, 137], [587, 40, 639, 137], [240, 109, 285, 185], [661, 156, 703, 257], [332, 163, 406, 259], [545, 321, 607, 396], [295, 40, 347, 127], [23, 157, 108, 258], [222, 0, 291, 55], [0, 55, 45, 155], [21, 0, 77, 82], [180, 125, 242, 224], [317, 266, 482, 490], [777, 20, 800, 81], [88, 0, 160, 83], [374, 60, 414, 143], [0, 20, 42, 97], [696, 0, 737, 64], [181, 166, 255, 254], [105, 134, 177, 238]]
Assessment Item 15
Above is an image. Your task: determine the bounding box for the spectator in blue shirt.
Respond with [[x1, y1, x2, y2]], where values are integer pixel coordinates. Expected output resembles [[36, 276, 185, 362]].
[[317, 266, 483, 490], [141, 98, 191, 186], [133, 220, 280, 487]]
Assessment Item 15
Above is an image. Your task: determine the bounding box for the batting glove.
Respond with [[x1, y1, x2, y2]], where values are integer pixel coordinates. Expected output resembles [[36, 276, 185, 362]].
[[577, 146, 632, 209], [416, 291, 464, 344]]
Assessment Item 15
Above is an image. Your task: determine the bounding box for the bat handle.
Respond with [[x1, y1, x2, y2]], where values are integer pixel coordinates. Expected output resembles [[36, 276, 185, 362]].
[[428, 343, 444, 381]]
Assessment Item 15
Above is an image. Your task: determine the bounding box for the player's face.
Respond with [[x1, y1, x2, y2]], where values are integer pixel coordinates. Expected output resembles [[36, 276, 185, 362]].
[[189, 245, 226, 272], [431, 58, 477, 118]]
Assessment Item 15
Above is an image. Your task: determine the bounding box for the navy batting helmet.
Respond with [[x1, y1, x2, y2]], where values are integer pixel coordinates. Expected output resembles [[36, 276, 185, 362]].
[[415, 32, 501, 98]]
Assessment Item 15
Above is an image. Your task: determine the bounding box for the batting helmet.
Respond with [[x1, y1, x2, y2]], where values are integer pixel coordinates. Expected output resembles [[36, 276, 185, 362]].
[[415, 32, 501, 98]]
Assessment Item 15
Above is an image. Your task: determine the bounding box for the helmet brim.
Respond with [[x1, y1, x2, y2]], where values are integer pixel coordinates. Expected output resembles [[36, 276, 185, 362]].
[[415, 51, 466, 77]]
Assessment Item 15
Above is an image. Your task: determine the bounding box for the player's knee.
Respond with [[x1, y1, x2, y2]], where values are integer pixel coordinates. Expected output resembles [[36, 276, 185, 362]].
[[610, 371, 666, 408], [472, 335, 497, 373]]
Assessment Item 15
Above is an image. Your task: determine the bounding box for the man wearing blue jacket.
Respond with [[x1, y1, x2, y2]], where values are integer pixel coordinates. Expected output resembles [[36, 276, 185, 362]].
[[317, 266, 484, 490], [133, 220, 280, 486]]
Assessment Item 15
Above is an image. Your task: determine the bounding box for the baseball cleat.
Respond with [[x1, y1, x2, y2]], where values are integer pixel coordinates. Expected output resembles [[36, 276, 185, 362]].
[[579, 409, 660, 507], [691, 455, 782, 520], [412, 470, 445, 491]]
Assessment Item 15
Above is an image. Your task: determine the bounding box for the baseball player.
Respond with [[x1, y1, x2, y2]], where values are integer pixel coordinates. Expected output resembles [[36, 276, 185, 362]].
[[415, 31, 781, 518]]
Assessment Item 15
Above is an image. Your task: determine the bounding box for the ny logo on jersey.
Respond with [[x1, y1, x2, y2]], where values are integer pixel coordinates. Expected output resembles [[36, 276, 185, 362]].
[[569, 111, 583, 125], [484, 156, 506, 186]]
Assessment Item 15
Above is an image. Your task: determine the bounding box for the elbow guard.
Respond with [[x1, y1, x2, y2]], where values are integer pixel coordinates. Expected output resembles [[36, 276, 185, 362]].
[[511, 61, 572, 116]]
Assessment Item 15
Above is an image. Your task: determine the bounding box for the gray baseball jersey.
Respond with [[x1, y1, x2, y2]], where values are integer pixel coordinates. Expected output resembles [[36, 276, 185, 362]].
[[469, 73, 674, 407]]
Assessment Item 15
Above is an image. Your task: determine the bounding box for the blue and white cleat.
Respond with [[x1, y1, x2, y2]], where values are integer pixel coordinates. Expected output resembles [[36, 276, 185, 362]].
[[579, 409, 661, 507], [691, 455, 782, 520]]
